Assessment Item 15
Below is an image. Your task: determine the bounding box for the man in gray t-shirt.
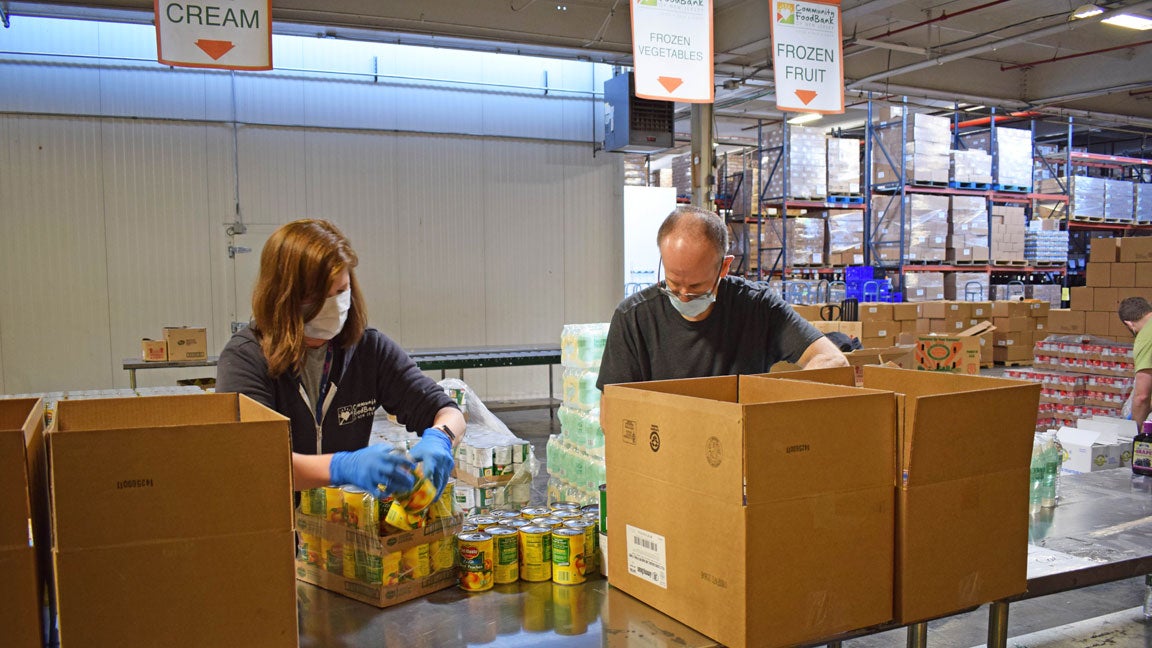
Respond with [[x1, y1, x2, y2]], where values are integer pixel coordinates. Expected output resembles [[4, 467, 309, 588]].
[[597, 206, 847, 391]]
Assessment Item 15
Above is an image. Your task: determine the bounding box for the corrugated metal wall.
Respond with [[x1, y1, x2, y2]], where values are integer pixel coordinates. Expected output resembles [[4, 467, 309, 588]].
[[0, 18, 624, 399]]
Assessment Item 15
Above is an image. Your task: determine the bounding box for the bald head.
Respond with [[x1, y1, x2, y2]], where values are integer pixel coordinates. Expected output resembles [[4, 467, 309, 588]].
[[656, 206, 728, 263]]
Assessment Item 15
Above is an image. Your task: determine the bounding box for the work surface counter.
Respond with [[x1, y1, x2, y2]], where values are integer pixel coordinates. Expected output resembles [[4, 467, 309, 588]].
[[297, 470, 1152, 648]]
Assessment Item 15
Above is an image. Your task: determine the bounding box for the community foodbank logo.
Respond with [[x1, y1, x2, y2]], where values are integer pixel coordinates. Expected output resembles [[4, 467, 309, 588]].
[[777, 2, 795, 24], [636, 0, 705, 7], [637, 0, 657, 5]]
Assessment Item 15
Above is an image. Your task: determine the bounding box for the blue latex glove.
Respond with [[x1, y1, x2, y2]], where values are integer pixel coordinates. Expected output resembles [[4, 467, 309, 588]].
[[410, 428, 454, 501], [329, 444, 415, 498]]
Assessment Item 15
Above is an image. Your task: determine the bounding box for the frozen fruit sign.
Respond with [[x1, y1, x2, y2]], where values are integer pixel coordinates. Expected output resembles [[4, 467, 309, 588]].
[[771, 0, 844, 114]]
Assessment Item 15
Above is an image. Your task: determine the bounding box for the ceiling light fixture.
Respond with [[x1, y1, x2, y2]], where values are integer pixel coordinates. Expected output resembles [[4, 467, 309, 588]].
[[786, 112, 822, 125], [1070, 4, 1104, 20], [1102, 13, 1152, 29]]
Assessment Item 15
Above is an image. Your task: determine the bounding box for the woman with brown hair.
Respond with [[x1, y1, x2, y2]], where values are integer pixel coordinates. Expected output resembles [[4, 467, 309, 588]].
[[217, 219, 463, 500]]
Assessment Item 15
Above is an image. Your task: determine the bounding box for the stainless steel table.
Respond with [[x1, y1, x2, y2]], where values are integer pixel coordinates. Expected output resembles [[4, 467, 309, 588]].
[[295, 470, 1152, 648], [121, 356, 219, 389]]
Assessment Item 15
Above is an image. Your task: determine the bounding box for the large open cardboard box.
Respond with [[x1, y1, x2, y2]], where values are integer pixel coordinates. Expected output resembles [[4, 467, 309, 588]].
[[602, 376, 897, 648], [49, 393, 298, 648], [0, 398, 48, 648], [757, 366, 1041, 623]]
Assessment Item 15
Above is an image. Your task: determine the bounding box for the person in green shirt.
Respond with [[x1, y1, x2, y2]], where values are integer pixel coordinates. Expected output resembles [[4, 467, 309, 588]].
[[1119, 297, 1152, 424]]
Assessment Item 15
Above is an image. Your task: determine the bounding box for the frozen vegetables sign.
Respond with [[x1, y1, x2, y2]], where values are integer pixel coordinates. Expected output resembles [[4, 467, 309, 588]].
[[630, 0, 715, 103], [771, 0, 844, 113]]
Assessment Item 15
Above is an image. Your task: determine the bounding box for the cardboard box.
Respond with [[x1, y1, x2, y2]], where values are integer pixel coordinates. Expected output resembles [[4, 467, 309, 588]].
[[1069, 287, 1094, 311], [1111, 262, 1136, 287], [1089, 238, 1119, 263], [1084, 311, 1113, 336], [1046, 310, 1084, 334], [862, 321, 897, 339], [993, 317, 1031, 333], [991, 302, 1030, 318], [1034, 317, 1049, 333], [1136, 262, 1152, 287], [1110, 317, 1135, 339], [602, 376, 897, 648], [163, 326, 208, 362], [1056, 427, 1120, 473], [1027, 301, 1051, 318], [1086, 263, 1111, 287], [758, 367, 1041, 624], [791, 304, 823, 320], [860, 303, 895, 322], [892, 303, 921, 321], [920, 302, 947, 319], [969, 301, 992, 320], [809, 320, 863, 340], [294, 512, 461, 607], [1119, 236, 1152, 262], [49, 394, 298, 648], [993, 344, 1032, 363], [915, 322, 995, 375], [141, 339, 168, 362], [1093, 288, 1120, 313], [0, 399, 48, 648]]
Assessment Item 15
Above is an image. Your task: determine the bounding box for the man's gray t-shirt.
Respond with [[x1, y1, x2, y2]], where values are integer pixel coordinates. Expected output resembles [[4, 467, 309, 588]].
[[596, 276, 824, 389]]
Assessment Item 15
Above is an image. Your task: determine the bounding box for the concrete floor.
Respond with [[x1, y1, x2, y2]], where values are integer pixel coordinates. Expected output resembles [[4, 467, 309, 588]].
[[491, 405, 1152, 648]]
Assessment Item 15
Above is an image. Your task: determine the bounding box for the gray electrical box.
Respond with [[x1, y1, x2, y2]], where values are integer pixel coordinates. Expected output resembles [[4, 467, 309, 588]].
[[603, 72, 674, 154]]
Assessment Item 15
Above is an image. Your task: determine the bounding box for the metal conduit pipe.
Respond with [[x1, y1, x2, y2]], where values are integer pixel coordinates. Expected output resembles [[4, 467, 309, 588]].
[[882, 0, 1011, 39], [1000, 38, 1152, 71], [846, 0, 1152, 88]]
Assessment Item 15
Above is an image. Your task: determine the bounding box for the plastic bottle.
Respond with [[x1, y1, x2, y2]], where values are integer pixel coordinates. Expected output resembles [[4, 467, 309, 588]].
[[1133, 421, 1152, 477], [1039, 431, 1061, 508], [1029, 434, 1045, 509], [1145, 575, 1152, 620]]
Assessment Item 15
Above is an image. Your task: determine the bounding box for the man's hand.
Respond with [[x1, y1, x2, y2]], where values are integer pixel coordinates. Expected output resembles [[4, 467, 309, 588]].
[[329, 444, 415, 498], [797, 335, 849, 369]]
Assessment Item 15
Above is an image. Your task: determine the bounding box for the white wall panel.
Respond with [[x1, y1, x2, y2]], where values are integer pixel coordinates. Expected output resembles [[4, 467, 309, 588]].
[[98, 67, 214, 121], [100, 119, 219, 388], [0, 62, 102, 115], [0, 115, 113, 392], [236, 126, 307, 225], [301, 79, 400, 131]]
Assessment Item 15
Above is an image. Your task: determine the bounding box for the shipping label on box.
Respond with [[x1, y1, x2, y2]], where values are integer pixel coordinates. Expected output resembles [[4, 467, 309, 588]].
[[163, 326, 208, 362]]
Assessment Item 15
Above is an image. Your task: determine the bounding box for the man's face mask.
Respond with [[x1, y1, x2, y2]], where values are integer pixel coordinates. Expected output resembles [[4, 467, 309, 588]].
[[303, 289, 351, 340], [658, 263, 723, 319]]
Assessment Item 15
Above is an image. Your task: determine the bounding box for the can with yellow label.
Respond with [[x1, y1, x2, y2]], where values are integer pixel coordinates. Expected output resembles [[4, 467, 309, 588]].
[[563, 519, 598, 576], [550, 501, 582, 511], [362, 551, 383, 585], [392, 469, 437, 514], [486, 526, 520, 584], [381, 551, 403, 585], [457, 531, 494, 592], [430, 535, 456, 573], [402, 543, 432, 580], [426, 482, 455, 521], [518, 525, 552, 582], [322, 537, 343, 575], [341, 486, 377, 532], [297, 530, 322, 567], [502, 518, 531, 531], [551, 509, 582, 523], [520, 505, 552, 519], [467, 515, 499, 530], [321, 486, 345, 524], [551, 527, 586, 585], [530, 516, 564, 529], [491, 509, 521, 522], [342, 543, 359, 579]]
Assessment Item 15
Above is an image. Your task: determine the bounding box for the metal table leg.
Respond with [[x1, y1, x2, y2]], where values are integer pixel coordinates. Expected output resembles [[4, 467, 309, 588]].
[[548, 363, 555, 420], [907, 622, 927, 648], [987, 601, 1009, 648], [128, 368, 137, 390]]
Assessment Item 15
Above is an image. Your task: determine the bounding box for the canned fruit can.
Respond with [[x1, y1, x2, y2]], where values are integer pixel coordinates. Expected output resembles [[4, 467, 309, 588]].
[[580, 504, 599, 517], [467, 515, 499, 530], [551, 527, 586, 585], [342, 544, 359, 579], [486, 526, 520, 584], [381, 551, 403, 585], [520, 506, 552, 519], [430, 536, 456, 573], [552, 510, 582, 522], [341, 486, 378, 532], [530, 516, 564, 529], [457, 532, 494, 592], [563, 519, 598, 576], [461, 523, 479, 533], [550, 501, 582, 511], [297, 531, 322, 567], [402, 543, 432, 580], [298, 489, 315, 516], [322, 537, 343, 575], [491, 510, 521, 522], [502, 518, 531, 530], [386, 500, 427, 531], [322, 486, 345, 524], [427, 482, 455, 520], [362, 552, 384, 585], [391, 468, 438, 515], [598, 483, 607, 534], [518, 525, 553, 582]]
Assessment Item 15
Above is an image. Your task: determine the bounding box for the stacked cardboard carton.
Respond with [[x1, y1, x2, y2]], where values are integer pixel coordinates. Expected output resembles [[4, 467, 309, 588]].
[[902, 272, 945, 302], [672, 153, 692, 198], [757, 217, 826, 266], [871, 194, 948, 263], [944, 272, 990, 301], [947, 195, 989, 263], [826, 137, 861, 195], [1037, 176, 1105, 221], [872, 109, 952, 186], [990, 205, 1026, 263], [1025, 284, 1064, 309], [960, 127, 1033, 189], [988, 300, 1050, 365], [858, 302, 922, 348], [949, 149, 992, 185], [828, 210, 865, 266], [765, 125, 827, 199], [1064, 237, 1152, 341], [1104, 179, 1135, 222], [1025, 220, 1069, 264], [1136, 184, 1152, 224]]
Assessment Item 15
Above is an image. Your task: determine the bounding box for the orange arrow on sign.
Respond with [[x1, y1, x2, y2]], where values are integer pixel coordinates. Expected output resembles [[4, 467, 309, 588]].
[[795, 89, 818, 105], [195, 39, 235, 60], [658, 76, 684, 93]]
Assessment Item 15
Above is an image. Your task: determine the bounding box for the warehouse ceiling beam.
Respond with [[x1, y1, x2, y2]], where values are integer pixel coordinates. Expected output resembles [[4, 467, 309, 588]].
[[846, 0, 1152, 89], [846, 37, 928, 56], [999, 37, 1152, 71]]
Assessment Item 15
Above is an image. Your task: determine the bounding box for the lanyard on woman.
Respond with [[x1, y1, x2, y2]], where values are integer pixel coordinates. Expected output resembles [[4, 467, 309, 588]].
[[313, 342, 334, 425]]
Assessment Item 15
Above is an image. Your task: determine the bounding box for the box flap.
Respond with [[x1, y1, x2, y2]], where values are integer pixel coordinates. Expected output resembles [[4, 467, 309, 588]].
[[741, 380, 897, 503], [757, 366, 856, 387], [603, 378, 745, 503], [1078, 416, 1137, 441], [959, 321, 995, 337], [1056, 427, 1101, 447], [0, 399, 43, 549], [50, 395, 292, 550], [861, 367, 1040, 485]]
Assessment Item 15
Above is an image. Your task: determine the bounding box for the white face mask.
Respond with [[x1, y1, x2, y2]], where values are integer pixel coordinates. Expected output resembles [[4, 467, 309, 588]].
[[303, 289, 351, 340]]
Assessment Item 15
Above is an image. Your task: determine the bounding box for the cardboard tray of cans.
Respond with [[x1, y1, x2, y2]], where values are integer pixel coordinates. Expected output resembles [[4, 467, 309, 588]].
[[295, 486, 463, 608]]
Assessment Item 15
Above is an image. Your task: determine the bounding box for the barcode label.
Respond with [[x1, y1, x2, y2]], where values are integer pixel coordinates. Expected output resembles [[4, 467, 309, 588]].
[[626, 525, 667, 589]]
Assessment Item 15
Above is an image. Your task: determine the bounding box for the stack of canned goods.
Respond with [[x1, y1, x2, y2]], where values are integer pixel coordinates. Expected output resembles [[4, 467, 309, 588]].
[[297, 481, 456, 586], [457, 501, 600, 592]]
